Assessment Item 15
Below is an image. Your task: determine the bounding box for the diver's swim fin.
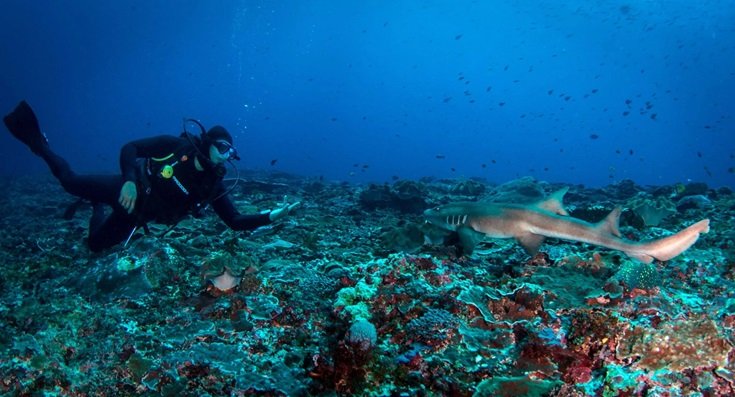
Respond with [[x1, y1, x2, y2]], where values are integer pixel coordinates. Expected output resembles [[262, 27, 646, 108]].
[[3, 100, 48, 155]]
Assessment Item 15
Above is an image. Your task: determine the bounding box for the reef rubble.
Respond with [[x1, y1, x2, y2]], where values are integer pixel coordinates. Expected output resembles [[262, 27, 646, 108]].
[[0, 174, 733, 396]]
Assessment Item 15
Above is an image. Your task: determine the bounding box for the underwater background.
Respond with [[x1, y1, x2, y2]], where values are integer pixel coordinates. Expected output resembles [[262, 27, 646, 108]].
[[2, 1, 735, 396], [0, 0, 733, 187]]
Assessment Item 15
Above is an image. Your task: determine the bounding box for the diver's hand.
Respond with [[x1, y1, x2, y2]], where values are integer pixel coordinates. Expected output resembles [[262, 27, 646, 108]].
[[269, 201, 301, 222], [119, 181, 137, 214]]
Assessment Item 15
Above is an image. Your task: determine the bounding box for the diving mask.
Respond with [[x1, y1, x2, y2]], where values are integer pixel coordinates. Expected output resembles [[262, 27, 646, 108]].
[[213, 139, 239, 160]]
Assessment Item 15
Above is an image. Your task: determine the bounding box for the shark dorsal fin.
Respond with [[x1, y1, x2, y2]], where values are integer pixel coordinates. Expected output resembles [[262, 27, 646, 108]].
[[534, 187, 569, 216], [597, 207, 622, 237]]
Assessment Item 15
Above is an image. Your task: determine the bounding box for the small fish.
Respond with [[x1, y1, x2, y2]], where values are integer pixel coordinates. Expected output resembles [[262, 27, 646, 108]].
[[697, 152, 702, 158], [498, 102, 506, 107], [443, 97, 452, 103], [590, 134, 600, 140], [450, 167, 456, 172], [455, 34, 463, 40], [625, 99, 632, 105], [491, 159, 497, 164], [270, 159, 278, 166], [436, 154, 446, 159], [622, 111, 630, 116], [650, 113, 657, 120], [591, 88, 598, 93], [481, 163, 487, 168]]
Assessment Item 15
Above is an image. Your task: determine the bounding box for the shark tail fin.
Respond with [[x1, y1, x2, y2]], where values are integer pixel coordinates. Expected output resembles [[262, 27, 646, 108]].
[[535, 187, 569, 216], [626, 219, 710, 263]]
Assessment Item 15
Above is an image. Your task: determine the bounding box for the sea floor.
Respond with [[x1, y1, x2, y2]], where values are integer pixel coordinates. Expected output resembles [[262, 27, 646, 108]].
[[0, 172, 733, 396]]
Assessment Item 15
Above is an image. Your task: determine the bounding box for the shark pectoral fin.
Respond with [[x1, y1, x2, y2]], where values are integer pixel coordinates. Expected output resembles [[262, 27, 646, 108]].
[[517, 233, 545, 255], [597, 207, 622, 237], [457, 226, 484, 255], [535, 187, 570, 216]]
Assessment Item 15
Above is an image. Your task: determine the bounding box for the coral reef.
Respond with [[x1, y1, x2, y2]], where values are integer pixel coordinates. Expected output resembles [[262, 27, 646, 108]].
[[627, 192, 676, 227], [0, 174, 732, 396]]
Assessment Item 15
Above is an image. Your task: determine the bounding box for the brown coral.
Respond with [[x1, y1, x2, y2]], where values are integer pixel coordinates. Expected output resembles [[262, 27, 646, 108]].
[[617, 317, 731, 371]]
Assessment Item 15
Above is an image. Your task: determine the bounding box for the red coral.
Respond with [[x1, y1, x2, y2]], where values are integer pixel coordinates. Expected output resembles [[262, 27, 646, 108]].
[[563, 364, 592, 384], [488, 287, 548, 322]]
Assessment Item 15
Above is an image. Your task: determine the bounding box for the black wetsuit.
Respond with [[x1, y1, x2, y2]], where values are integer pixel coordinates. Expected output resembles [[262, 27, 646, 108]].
[[38, 135, 271, 252]]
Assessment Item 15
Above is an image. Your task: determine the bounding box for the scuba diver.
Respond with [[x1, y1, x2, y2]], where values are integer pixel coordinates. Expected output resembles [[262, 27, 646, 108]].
[[3, 100, 299, 252]]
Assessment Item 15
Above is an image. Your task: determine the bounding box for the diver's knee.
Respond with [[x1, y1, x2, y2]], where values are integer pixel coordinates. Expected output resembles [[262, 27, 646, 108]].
[[86, 234, 107, 252]]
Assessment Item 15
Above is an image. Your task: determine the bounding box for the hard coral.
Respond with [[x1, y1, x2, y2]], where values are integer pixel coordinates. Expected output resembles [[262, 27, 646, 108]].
[[612, 261, 661, 291], [346, 318, 378, 353], [488, 286, 548, 323], [617, 317, 731, 371], [209, 267, 240, 292], [628, 193, 676, 227], [566, 309, 621, 357], [358, 181, 427, 213], [449, 179, 486, 196], [475, 375, 562, 397], [406, 308, 460, 351]]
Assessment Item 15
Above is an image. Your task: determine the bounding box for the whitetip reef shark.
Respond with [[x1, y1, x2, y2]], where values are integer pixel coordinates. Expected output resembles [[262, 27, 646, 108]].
[[423, 187, 710, 263]]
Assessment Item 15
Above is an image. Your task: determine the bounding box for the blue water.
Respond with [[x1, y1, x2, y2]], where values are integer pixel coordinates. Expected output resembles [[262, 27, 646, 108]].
[[1, 1, 733, 187]]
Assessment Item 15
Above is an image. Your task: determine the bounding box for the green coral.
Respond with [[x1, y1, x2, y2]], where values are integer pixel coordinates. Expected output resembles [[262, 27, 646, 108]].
[[627, 193, 676, 227], [613, 261, 661, 290], [334, 279, 377, 321]]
